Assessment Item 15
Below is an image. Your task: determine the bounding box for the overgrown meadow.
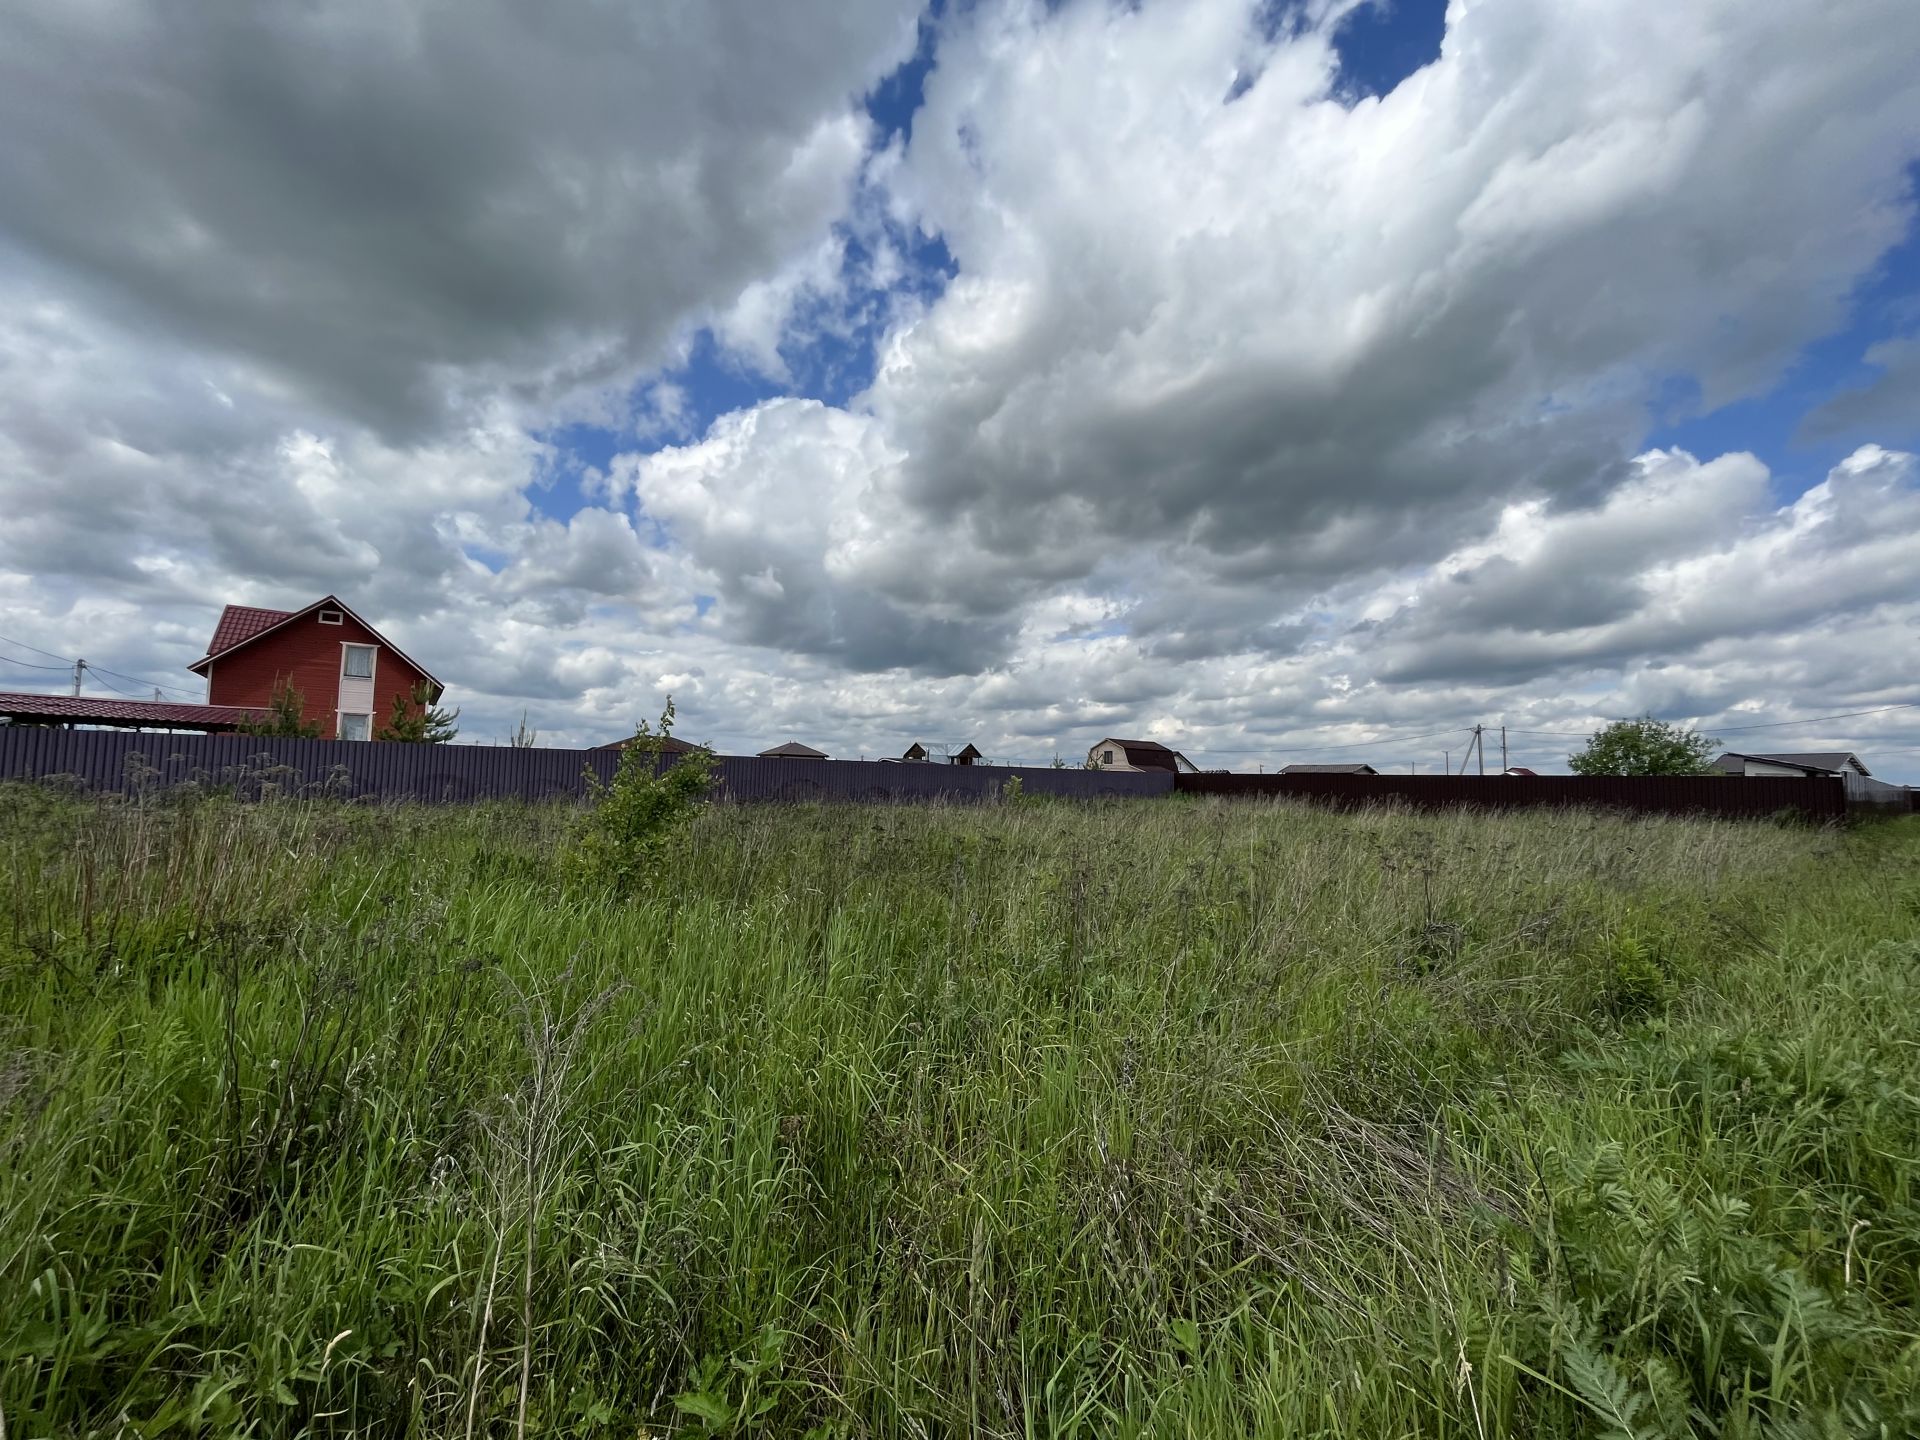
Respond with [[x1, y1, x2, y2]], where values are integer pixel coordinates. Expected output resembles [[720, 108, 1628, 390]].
[[2, 786, 1916, 1437]]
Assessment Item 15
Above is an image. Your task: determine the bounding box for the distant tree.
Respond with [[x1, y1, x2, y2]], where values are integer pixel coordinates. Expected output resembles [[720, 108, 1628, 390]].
[[237, 681, 323, 739], [508, 711, 539, 749], [376, 683, 460, 743], [1569, 716, 1719, 776]]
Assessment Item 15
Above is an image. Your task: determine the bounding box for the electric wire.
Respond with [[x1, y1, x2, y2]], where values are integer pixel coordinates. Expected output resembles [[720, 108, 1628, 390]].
[[0, 656, 74, 673], [1507, 701, 1917, 739], [1194, 726, 1474, 756], [0, 634, 203, 698]]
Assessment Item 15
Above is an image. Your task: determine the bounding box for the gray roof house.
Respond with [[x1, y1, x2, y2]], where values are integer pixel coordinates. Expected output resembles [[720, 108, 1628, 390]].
[[1711, 751, 1872, 778], [1281, 763, 1379, 775], [758, 741, 828, 759], [1714, 750, 1909, 812]]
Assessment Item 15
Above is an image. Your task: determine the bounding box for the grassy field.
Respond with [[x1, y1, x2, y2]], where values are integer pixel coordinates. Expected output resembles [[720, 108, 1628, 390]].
[[2, 789, 1916, 1438]]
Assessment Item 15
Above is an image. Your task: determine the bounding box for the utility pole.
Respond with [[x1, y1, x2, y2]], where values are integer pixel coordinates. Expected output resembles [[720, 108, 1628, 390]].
[[1475, 724, 1485, 776], [71, 658, 85, 696], [1500, 725, 1508, 773], [1443, 748, 1451, 774]]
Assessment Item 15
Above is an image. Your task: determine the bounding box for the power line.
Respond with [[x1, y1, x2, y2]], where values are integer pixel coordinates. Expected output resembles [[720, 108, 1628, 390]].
[[0, 655, 74, 673], [84, 670, 144, 698], [1510, 702, 1918, 740], [86, 664, 201, 698], [0, 634, 201, 698], [0, 634, 71, 662], [1713, 702, 1917, 733], [1196, 726, 1475, 758], [1193, 699, 1920, 769]]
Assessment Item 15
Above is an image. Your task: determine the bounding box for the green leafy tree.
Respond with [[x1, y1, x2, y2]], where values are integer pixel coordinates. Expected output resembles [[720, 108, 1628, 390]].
[[375, 683, 460, 743], [568, 696, 715, 892], [236, 680, 323, 739], [1569, 716, 1719, 776]]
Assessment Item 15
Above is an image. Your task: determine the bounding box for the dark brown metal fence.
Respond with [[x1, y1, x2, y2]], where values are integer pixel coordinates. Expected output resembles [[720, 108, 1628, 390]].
[[1173, 771, 1848, 821], [0, 729, 1169, 804], [0, 729, 1870, 819]]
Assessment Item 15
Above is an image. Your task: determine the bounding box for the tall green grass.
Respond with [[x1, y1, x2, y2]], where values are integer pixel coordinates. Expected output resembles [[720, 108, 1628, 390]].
[[2, 788, 1915, 1436]]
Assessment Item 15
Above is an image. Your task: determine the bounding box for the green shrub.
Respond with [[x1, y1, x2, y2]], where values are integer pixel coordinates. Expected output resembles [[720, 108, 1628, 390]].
[[1599, 930, 1673, 1020], [565, 697, 713, 892], [373, 681, 460, 742], [235, 679, 322, 738]]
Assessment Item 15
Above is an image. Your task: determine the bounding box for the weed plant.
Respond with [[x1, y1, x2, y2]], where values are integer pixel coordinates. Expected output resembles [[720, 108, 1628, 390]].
[[1, 787, 1915, 1437]]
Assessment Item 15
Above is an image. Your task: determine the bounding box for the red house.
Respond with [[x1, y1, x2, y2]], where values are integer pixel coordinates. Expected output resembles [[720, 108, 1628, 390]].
[[189, 595, 443, 741]]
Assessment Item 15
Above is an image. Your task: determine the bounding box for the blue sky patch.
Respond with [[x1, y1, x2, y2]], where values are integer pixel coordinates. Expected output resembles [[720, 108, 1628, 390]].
[[1648, 166, 1920, 498], [1330, 0, 1446, 100]]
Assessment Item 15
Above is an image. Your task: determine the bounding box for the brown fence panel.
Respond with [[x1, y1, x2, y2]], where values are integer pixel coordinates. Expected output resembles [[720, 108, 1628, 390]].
[[0, 728, 619, 801], [1174, 771, 1847, 821], [0, 730, 1169, 804], [1, 730, 1863, 818], [703, 756, 1166, 803]]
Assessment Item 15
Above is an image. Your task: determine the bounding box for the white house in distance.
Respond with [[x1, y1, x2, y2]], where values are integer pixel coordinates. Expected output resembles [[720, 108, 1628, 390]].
[[1711, 750, 1872, 778], [1714, 750, 1910, 811], [1087, 737, 1198, 773]]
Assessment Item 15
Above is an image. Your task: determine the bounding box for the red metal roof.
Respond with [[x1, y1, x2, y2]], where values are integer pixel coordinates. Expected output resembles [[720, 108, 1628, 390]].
[[0, 691, 256, 732], [189, 594, 443, 695], [205, 605, 294, 657]]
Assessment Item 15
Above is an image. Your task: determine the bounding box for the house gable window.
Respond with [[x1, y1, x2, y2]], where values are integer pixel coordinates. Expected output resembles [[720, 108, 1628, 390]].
[[342, 644, 375, 679], [339, 712, 371, 742], [318, 610, 344, 625], [1102, 748, 1115, 764]]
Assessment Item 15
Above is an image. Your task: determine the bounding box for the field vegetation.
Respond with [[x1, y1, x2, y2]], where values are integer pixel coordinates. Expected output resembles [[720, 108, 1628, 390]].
[[1, 786, 1916, 1437]]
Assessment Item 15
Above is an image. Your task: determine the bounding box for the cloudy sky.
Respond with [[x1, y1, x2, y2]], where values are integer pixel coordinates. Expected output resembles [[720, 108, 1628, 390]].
[[3, 0, 1918, 776]]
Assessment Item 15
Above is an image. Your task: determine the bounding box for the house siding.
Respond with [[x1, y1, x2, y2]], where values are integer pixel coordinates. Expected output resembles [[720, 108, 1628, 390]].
[[1737, 760, 1815, 778], [204, 612, 428, 739], [1088, 738, 1192, 774], [1089, 737, 1157, 773]]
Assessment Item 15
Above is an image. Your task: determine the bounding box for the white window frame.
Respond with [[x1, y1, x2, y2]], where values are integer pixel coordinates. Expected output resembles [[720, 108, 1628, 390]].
[[1102, 748, 1115, 765], [338, 712, 372, 742], [341, 643, 376, 680], [318, 609, 344, 626]]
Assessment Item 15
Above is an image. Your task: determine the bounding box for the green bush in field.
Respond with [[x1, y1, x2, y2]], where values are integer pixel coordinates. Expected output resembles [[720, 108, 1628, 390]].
[[0, 788, 1915, 1438], [566, 696, 713, 892]]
